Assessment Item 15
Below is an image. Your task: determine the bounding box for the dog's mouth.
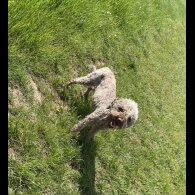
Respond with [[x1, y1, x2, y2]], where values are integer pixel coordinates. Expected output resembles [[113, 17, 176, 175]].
[[109, 117, 125, 129]]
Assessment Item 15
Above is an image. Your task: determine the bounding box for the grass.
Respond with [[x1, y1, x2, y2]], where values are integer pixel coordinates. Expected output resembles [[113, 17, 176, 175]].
[[8, 0, 186, 194]]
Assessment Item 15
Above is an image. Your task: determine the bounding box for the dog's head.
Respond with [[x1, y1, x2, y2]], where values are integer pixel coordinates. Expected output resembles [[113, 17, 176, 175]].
[[109, 98, 138, 129]]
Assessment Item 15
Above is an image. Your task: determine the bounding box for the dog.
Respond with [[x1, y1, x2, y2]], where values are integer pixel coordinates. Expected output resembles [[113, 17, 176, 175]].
[[67, 66, 138, 141]]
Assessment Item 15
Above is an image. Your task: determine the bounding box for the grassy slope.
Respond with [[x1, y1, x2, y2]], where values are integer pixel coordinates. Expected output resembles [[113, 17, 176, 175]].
[[8, 0, 186, 194]]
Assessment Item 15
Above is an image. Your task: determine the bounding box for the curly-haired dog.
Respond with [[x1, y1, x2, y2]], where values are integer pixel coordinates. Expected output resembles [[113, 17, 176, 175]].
[[67, 66, 138, 141]]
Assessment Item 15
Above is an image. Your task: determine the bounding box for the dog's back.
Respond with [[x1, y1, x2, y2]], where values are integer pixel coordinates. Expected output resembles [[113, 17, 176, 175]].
[[92, 67, 116, 109]]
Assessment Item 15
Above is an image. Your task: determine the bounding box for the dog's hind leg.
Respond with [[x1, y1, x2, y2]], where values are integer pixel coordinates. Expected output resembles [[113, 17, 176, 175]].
[[83, 86, 95, 101], [66, 69, 105, 87]]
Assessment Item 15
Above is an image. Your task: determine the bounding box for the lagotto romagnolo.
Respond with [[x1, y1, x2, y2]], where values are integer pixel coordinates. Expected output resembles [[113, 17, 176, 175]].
[[67, 66, 138, 141]]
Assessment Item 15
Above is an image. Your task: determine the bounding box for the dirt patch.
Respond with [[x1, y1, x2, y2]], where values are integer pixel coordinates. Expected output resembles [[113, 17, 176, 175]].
[[28, 75, 42, 103], [8, 147, 18, 160], [11, 87, 29, 108], [43, 188, 53, 195]]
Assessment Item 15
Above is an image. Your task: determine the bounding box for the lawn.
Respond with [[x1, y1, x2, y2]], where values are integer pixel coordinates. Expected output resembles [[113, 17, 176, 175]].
[[8, 0, 186, 194]]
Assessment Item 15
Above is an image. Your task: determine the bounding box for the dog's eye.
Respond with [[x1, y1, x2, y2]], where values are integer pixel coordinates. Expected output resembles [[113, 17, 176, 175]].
[[118, 107, 124, 112], [127, 117, 132, 123]]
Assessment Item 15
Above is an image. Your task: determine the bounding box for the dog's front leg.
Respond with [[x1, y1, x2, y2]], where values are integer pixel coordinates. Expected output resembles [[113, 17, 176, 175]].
[[71, 109, 109, 132]]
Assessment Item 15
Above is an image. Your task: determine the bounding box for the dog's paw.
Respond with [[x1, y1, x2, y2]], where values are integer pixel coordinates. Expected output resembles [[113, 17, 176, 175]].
[[65, 81, 72, 87], [71, 125, 80, 132], [85, 134, 94, 143]]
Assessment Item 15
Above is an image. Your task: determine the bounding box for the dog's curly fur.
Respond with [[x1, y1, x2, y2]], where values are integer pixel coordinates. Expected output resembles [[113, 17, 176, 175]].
[[67, 66, 138, 141]]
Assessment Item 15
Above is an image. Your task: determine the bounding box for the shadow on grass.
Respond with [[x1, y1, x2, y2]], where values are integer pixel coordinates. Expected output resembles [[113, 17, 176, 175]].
[[78, 132, 98, 195], [64, 87, 98, 194]]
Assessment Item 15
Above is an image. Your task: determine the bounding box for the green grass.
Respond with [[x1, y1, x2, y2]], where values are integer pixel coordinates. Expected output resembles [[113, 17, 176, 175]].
[[8, 0, 186, 194]]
